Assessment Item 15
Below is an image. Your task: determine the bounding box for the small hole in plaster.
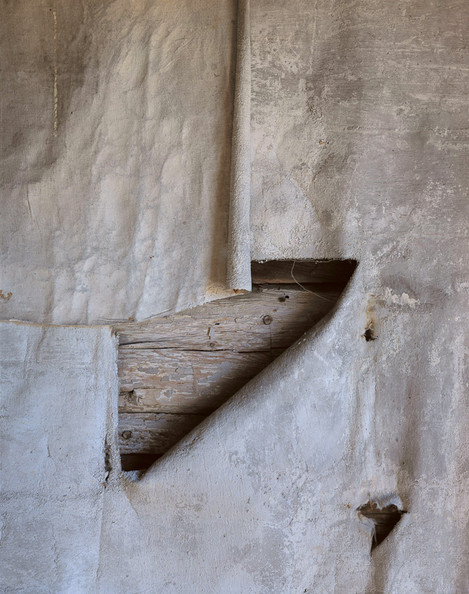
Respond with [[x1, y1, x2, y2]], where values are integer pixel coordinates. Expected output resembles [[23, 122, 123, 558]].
[[358, 501, 406, 553], [362, 324, 377, 342], [104, 441, 112, 482]]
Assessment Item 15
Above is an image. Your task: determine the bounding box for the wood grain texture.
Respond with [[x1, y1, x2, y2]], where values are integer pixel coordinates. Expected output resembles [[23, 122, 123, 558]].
[[119, 413, 206, 455], [116, 269, 355, 469], [118, 350, 281, 414], [116, 285, 340, 349]]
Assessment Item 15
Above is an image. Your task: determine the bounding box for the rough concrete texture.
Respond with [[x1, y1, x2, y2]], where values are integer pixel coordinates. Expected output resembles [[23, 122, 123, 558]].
[[0, 322, 119, 592], [1, 0, 469, 592]]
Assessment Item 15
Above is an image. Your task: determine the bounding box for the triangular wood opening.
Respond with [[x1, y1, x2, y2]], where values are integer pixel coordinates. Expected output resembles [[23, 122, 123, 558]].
[[116, 260, 357, 471]]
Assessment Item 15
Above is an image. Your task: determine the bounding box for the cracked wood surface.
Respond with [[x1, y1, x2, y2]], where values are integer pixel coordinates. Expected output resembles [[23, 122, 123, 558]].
[[118, 350, 282, 414], [116, 275, 352, 470], [115, 285, 340, 350]]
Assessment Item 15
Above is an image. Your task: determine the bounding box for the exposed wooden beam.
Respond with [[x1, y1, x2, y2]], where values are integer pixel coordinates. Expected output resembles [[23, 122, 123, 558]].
[[116, 285, 341, 350], [116, 260, 356, 470]]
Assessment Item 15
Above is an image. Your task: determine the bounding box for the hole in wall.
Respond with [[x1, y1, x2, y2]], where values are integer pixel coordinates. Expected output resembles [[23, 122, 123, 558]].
[[103, 440, 112, 482], [358, 501, 406, 553], [362, 324, 377, 342], [114, 259, 357, 471]]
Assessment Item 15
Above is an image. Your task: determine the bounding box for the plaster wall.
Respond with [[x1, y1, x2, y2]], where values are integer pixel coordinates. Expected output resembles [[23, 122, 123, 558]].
[[1, 0, 236, 324], [1, 0, 468, 592]]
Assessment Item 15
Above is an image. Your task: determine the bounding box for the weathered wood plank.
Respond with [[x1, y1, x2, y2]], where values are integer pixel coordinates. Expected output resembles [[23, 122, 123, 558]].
[[116, 286, 339, 350], [119, 387, 225, 415], [116, 274, 355, 468], [251, 259, 357, 285], [118, 413, 206, 456], [118, 349, 280, 410]]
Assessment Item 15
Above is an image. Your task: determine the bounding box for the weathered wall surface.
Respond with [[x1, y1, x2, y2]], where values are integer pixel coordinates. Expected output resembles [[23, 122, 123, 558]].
[[251, 0, 469, 264], [0, 323, 119, 592], [1, 0, 468, 592], [1, 0, 235, 324], [98, 279, 469, 592]]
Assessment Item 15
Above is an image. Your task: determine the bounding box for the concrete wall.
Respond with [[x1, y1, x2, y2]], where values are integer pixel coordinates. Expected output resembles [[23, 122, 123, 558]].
[[1, 0, 468, 591]]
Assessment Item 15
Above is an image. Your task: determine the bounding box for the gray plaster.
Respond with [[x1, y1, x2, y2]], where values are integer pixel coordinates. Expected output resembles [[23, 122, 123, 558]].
[[0, 0, 237, 324], [227, 0, 252, 292], [1, 0, 469, 592], [0, 322, 119, 592]]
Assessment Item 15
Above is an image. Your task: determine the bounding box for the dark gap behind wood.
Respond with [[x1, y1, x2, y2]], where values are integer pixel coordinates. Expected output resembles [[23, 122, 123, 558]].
[[251, 259, 357, 285]]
